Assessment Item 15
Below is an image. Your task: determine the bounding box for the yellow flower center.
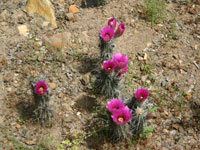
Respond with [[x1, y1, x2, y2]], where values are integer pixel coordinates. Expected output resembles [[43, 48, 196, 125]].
[[39, 87, 44, 92], [106, 33, 110, 37], [118, 117, 124, 122]]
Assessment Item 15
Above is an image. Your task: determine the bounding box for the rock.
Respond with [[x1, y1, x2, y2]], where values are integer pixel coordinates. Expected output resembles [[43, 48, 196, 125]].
[[25, 140, 36, 145], [0, 10, 8, 21], [69, 5, 80, 14], [194, 45, 198, 50], [66, 13, 74, 21], [147, 42, 152, 47], [17, 25, 29, 37], [163, 129, 169, 133], [58, 92, 64, 98], [16, 123, 21, 129], [170, 130, 177, 136], [25, 0, 57, 29], [80, 73, 90, 86], [48, 82, 56, 89], [143, 53, 148, 60], [43, 32, 71, 48], [185, 91, 192, 100], [42, 21, 49, 27], [133, 29, 139, 34], [138, 56, 143, 61]]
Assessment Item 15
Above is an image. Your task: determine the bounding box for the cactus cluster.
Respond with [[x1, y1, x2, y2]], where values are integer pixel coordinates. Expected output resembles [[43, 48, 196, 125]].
[[90, 18, 153, 141], [91, 18, 126, 98]]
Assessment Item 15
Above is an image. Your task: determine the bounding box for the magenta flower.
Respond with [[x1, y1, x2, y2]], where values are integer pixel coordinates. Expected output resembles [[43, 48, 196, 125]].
[[135, 88, 149, 101], [106, 98, 125, 113], [115, 23, 125, 37], [119, 65, 128, 74], [111, 107, 132, 125], [100, 26, 114, 42], [103, 60, 115, 72], [108, 18, 117, 29], [34, 81, 48, 96], [117, 65, 128, 80], [112, 53, 128, 70]]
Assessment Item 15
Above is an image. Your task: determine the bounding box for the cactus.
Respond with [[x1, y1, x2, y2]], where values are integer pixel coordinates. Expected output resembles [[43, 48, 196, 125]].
[[30, 76, 53, 125]]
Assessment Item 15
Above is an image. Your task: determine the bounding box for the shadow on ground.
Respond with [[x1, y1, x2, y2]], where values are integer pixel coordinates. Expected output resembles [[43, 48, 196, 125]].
[[81, 0, 107, 8], [77, 55, 99, 74], [74, 94, 98, 113]]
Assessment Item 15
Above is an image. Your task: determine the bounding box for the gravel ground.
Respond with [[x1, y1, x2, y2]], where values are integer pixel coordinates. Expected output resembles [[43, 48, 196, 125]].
[[0, 0, 200, 149]]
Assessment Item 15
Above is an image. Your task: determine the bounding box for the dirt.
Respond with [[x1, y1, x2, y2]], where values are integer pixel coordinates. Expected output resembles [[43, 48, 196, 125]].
[[0, 0, 200, 149]]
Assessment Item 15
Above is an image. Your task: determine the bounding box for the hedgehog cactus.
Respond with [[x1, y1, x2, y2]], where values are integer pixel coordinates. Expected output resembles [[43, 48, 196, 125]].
[[31, 76, 53, 125], [99, 18, 125, 63], [106, 89, 152, 141]]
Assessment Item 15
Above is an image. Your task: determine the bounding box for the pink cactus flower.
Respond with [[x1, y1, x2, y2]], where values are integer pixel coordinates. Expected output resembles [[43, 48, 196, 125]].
[[100, 26, 114, 42], [119, 65, 128, 74], [135, 88, 149, 101], [106, 98, 125, 113], [112, 53, 128, 70], [117, 65, 128, 80], [115, 23, 125, 37], [111, 106, 132, 125], [103, 60, 115, 72], [34, 81, 48, 96], [108, 18, 117, 29]]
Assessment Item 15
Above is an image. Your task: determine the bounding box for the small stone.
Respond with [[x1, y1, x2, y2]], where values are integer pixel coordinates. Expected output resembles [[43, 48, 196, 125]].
[[66, 13, 74, 21], [156, 142, 161, 147], [17, 25, 29, 37], [43, 32, 71, 48], [58, 92, 64, 98], [16, 124, 21, 129], [49, 82, 56, 89], [163, 129, 169, 133], [141, 75, 148, 82], [80, 73, 90, 86], [170, 130, 177, 136], [0, 10, 8, 21], [133, 30, 139, 34], [76, 112, 81, 119], [164, 111, 168, 116], [147, 42, 152, 47], [194, 45, 198, 50], [25, 0, 57, 28], [42, 21, 49, 27], [25, 140, 36, 145], [185, 91, 192, 100], [143, 53, 148, 60], [172, 54, 178, 59], [7, 88, 12, 92], [3, 140, 8, 144], [69, 5, 80, 14], [138, 56, 143, 61], [172, 124, 180, 130]]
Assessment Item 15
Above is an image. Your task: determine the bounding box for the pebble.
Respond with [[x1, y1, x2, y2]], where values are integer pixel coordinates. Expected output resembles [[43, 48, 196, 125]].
[[7, 88, 12, 92], [48, 82, 56, 89], [66, 13, 74, 21], [170, 130, 177, 136], [163, 129, 169, 133]]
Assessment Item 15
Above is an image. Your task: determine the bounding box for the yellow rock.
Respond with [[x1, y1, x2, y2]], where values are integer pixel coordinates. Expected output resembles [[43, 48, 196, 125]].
[[25, 0, 57, 29], [69, 5, 80, 14], [66, 13, 74, 21], [17, 25, 29, 37]]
